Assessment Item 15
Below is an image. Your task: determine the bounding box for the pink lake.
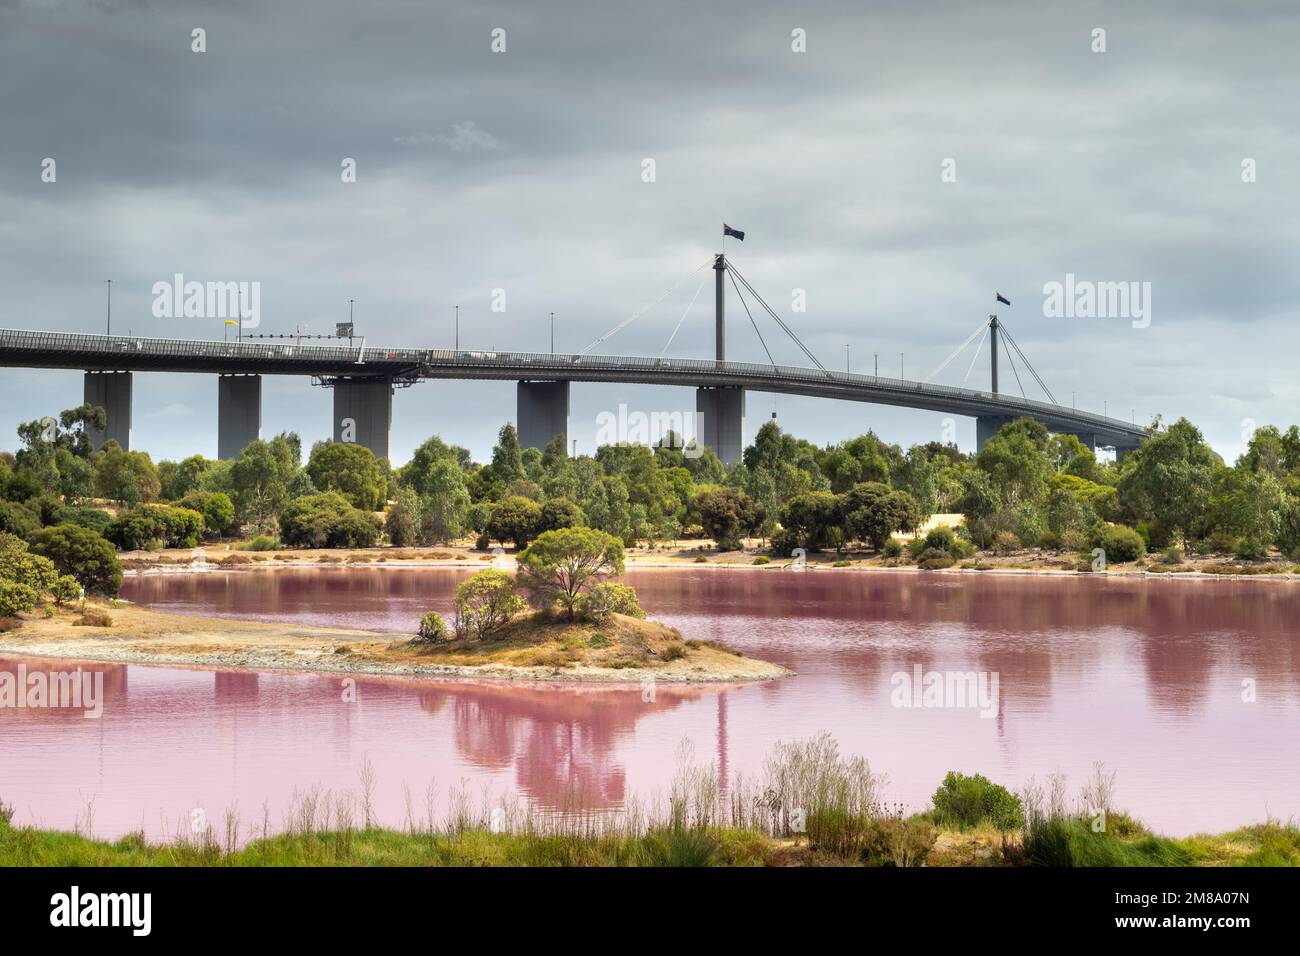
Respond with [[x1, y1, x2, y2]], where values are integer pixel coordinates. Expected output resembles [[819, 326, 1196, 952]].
[[2, 567, 1297, 838]]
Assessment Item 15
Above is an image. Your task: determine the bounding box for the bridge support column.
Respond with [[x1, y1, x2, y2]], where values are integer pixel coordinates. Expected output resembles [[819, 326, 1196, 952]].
[[217, 374, 262, 460], [84, 371, 132, 451], [696, 386, 745, 466], [1114, 444, 1139, 463], [517, 381, 569, 452], [976, 415, 1013, 451], [332, 378, 393, 461]]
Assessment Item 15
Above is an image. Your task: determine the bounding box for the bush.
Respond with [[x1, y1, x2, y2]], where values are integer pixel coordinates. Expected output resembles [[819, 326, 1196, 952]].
[[931, 771, 1025, 832], [1037, 530, 1061, 551], [923, 526, 956, 553], [752, 555, 771, 565], [0, 500, 40, 539], [0, 579, 38, 617], [73, 609, 113, 627], [582, 582, 645, 620], [453, 569, 525, 639], [992, 530, 1022, 554], [27, 525, 123, 596], [50, 575, 82, 606], [1208, 531, 1238, 555], [1097, 524, 1145, 563], [279, 493, 383, 549], [415, 611, 449, 643], [917, 548, 955, 571], [0, 537, 58, 593], [1234, 537, 1268, 562], [107, 505, 205, 550], [769, 527, 800, 558], [882, 538, 903, 558], [1160, 546, 1183, 565], [246, 535, 279, 552], [54, 506, 114, 535]]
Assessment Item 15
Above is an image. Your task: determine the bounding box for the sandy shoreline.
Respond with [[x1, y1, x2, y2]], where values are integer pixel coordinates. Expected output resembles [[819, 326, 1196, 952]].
[[0, 604, 793, 685]]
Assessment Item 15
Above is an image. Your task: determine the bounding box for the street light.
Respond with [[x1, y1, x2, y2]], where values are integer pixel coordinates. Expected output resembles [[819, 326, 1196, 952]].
[[105, 279, 112, 335], [551, 312, 556, 355]]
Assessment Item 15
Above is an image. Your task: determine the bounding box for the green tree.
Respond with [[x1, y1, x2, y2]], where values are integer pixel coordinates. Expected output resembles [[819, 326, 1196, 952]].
[[780, 490, 841, 551], [306, 441, 386, 511], [1117, 418, 1217, 547], [27, 525, 123, 595], [230, 438, 296, 530], [516, 527, 625, 621], [453, 569, 525, 638], [488, 495, 542, 549], [279, 492, 382, 549], [692, 487, 752, 551]]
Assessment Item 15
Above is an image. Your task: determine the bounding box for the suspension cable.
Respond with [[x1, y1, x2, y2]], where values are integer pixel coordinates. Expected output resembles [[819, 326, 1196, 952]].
[[963, 325, 990, 383], [1002, 335, 1028, 398], [728, 270, 777, 367], [726, 260, 829, 373], [999, 321, 1059, 405], [580, 258, 713, 355], [658, 276, 707, 359], [925, 319, 988, 383]]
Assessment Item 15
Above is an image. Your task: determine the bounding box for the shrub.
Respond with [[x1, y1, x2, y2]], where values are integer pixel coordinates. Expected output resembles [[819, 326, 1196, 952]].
[[752, 555, 771, 565], [415, 611, 449, 643], [74, 609, 113, 627], [860, 816, 939, 867], [582, 582, 645, 620], [54, 507, 114, 535], [923, 526, 956, 553], [657, 642, 687, 662], [27, 525, 123, 596], [1208, 531, 1238, 555], [833, 559, 851, 567], [1097, 524, 1145, 563], [0, 537, 59, 593], [588, 633, 611, 649], [882, 538, 903, 558], [0, 500, 40, 539], [279, 493, 383, 549], [769, 527, 800, 558], [107, 505, 205, 550], [1037, 530, 1061, 551], [931, 771, 1025, 832], [1061, 528, 1091, 554], [693, 554, 708, 563], [246, 535, 279, 552], [992, 530, 1022, 554], [0, 579, 38, 617], [917, 548, 955, 571], [1234, 537, 1268, 562], [1160, 546, 1184, 565], [50, 575, 82, 606], [453, 569, 525, 639]]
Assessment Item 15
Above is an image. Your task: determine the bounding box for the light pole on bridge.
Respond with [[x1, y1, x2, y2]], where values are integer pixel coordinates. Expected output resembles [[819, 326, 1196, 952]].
[[105, 279, 111, 335]]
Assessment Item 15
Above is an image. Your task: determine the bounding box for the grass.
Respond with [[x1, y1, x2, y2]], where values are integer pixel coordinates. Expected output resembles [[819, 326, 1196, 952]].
[[1, 738, 1295, 868]]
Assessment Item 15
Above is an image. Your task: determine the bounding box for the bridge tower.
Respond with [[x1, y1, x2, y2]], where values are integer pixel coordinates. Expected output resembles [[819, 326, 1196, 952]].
[[975, 313, 1011, 450], [695, 252, 746, 465]]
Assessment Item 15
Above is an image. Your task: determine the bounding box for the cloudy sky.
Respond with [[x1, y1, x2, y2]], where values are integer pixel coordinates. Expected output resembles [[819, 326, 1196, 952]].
[[1, 0, 1296, 464]]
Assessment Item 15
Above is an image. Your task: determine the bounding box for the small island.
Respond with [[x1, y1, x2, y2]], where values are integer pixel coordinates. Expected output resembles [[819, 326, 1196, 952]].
[[0, 527, 791, 684]]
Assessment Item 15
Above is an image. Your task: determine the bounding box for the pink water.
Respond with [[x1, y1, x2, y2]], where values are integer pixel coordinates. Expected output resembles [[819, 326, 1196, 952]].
[[3, 567, 1297, 837]]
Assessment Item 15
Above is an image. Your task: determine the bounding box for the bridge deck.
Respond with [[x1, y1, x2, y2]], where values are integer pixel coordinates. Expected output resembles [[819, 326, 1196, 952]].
[[0, 328, 1146, 448]]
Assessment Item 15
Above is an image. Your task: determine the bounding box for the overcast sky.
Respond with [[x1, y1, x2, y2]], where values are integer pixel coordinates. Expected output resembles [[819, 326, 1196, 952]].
[[1, 0, 1296, 465]]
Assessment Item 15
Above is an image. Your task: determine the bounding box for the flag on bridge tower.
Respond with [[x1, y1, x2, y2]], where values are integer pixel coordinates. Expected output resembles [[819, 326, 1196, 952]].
[[723, 223, 745, 241], [995, 292, 1011, 306]]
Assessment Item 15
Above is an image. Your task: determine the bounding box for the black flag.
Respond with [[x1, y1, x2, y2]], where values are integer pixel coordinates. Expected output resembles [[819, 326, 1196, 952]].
[[995, 292, 1011, 306], [723, 223, 745, 241]]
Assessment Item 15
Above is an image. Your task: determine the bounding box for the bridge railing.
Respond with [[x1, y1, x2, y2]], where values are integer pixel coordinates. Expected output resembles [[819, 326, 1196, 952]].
[[0, 328, 1143, 440], [418, 347, 1142, 438], [0, 328, 428, 365]]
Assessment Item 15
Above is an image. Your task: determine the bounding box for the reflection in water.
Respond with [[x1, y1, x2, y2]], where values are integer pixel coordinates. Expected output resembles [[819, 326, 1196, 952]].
[[0, 568, 1295, 838]]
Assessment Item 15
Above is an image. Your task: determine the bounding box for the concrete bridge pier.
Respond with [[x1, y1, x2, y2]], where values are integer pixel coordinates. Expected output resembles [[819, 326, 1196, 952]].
[[696, 386, 745, 466], [217, 374, 262, 460], [332, 377, 393, 461], [517, 380, 570, 452], [975, 414, 1013, 451], [84, 370, 132, 451]]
